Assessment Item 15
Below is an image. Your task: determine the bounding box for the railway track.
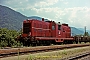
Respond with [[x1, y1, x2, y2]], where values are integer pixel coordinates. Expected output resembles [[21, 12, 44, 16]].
[[0, 44, 90, 58], [62, 52, 90, 60]]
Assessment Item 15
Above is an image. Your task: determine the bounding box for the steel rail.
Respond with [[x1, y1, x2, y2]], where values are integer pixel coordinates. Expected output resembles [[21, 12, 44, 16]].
[[62, 52, 90, 60], [0, 44, 90, 58]]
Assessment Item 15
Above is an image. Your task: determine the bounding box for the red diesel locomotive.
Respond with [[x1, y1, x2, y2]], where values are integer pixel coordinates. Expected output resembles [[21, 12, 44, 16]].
[[18, 18, 75, 46]]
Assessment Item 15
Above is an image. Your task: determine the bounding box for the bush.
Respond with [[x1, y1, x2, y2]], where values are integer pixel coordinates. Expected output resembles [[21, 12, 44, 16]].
[[0, 28, 22, 47]]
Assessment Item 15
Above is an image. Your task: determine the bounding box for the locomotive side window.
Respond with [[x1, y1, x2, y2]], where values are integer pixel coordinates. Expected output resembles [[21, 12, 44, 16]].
[[52, 22, 55, 30], [52, 25, 55, 30], [58, 25, 61, 30]]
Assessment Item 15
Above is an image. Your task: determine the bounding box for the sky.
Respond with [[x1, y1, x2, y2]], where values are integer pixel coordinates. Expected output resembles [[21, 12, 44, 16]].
[[0, 0, 90, 30]]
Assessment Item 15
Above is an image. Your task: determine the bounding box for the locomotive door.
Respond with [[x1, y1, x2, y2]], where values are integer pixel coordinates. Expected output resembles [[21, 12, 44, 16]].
[[58, 24, 62, 38]]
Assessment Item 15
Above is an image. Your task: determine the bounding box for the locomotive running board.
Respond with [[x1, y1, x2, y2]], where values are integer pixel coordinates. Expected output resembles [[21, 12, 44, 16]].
[[35, 37, 74, 40], [35, 37, 74, 42]]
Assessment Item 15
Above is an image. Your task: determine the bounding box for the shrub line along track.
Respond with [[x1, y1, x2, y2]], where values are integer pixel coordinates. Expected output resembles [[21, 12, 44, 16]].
[[0, 44, 90, 58], [62, 52, 90, 60]]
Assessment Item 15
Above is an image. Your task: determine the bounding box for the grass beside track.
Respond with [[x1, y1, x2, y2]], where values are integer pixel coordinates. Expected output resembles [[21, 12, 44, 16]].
[[1, 46, 90, 60]]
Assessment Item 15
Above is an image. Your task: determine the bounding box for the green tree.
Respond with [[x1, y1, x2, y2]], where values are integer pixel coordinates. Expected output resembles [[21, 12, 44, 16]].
[[0, 28, 22, 47], [84, 32, 89, 36]]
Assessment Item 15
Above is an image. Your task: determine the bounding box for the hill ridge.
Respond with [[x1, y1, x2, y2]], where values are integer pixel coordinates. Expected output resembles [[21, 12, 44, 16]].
[[0, 5, 89, 35]]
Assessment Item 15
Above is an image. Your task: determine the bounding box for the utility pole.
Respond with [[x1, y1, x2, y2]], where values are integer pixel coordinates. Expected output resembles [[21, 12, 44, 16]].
[[84, 26, 86, 36]]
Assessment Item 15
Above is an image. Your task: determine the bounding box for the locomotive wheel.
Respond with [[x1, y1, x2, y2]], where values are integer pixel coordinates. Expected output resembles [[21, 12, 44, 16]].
[[76, 41, 78, 44]]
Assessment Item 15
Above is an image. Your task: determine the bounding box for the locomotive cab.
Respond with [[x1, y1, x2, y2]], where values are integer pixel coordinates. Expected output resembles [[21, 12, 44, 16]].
[[50, 21, 73, 43]]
